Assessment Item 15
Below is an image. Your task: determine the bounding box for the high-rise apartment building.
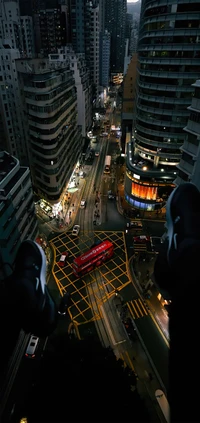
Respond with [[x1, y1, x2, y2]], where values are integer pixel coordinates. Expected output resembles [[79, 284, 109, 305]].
[[49, 46, 92, 137], [122, 53, 137, 139], [176, 79, 200, 190], [70, 0, 100, 103], [0, 0, 34, 164], [130, 20, 139, 55], [104, 0, 127, 75], [16, 58, 83, 204], [20, 15, 35, 58], [19, 0, 69, 56], [124, 0, 200, 211], [125, 13, 133, 55], [0, 0, 22, 51], [88, 1, 99, 103], [99, 30, 110, 89], [0, 46, 30, 165], [0, 151, 38, 277]]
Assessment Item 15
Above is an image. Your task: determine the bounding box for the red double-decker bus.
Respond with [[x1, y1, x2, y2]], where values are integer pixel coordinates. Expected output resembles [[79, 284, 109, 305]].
[[72, 240, 114, 277]]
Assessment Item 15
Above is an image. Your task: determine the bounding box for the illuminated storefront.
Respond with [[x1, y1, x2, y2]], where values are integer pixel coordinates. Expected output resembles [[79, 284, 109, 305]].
[[124, 175, 166, 211], [131, 183, 157, 201], [124, 141, 175, 211]]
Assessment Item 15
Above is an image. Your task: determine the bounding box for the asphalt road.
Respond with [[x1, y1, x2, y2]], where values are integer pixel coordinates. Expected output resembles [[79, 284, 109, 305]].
[[46, 165, 169, 396], [3, 111, 169, 422]]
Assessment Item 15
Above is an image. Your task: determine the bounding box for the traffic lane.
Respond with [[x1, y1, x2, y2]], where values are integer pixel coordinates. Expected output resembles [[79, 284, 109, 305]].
[[3, 337, 47, 421], [119, 282, 142, 303], [100, 200, 127, 231], [143, 221, 166, 237], [117, 283, 169, 390], [125, 232, 138, 260], [135, 316, 169, 392]]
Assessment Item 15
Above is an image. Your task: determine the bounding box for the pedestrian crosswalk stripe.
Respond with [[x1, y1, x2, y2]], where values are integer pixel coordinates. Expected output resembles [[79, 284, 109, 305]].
[[130, 300, 140, 318], [133, 243, 147, 252], [127, 299, 149, 319]]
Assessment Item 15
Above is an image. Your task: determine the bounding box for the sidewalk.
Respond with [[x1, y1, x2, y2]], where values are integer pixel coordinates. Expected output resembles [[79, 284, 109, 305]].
[[37, 172, 87, 233]]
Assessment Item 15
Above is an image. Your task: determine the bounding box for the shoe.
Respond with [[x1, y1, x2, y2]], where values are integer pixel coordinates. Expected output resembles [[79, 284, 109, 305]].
[[166, 182, 200, 267], [12, 240, 57, 336]]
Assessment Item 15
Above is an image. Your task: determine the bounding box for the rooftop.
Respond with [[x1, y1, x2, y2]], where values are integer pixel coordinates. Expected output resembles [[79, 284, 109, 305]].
[[0, 152, 17, 184]]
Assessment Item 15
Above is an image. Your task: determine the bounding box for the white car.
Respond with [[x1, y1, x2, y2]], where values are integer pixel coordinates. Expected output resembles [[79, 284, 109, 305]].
[[72, 224, 80, 236], [25, 335, 39, 359], [80, 200, 86, 209]]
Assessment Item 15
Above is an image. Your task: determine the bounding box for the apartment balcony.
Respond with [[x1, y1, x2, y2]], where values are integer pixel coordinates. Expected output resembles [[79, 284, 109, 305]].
[[139, 92, 191, 106], [137, 144, 181, 159], [136, 114, 187, 128], [138, 80, 194, 92], [27, 97, 75, 119], [180, 139, 199, 158], [31, 139, 58, 154], [185, 119, 200, 135], [33, 156, 59, 170], [28, 103, 75, 130], [25, 86, 74, 108], [29, 128, 61, 141], [140, 12, 199, 26], [138, 43, 200, 52], [188, 98, 200, 111], [139, 69, 200, 80], [24, 80, 61, 94], [135, 132, 184, 150], [29, 119, 64, 131], [140, 29, 200, 39], [135, 123, 185, 141], [137, 103, 189, 118], [31, 137, 72, 158], [139, 57, 200, 66], [176, 159, 194, 176]]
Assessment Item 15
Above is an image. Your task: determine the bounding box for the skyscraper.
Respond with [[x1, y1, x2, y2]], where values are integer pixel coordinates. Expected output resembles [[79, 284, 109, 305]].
[[16, 58, 83, 203], [49, 46, 93, 137], [104, 0, 127, 75], [124, 0, 200, 211], [0, 0, 23, 51], [0, 47, 30, 165], [19, 0, 69, 56], [70, 0, 100, 104], [0, 151, 38, 278]]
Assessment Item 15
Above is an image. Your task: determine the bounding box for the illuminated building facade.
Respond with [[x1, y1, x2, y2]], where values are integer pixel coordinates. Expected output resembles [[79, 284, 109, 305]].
[[16, 58, 83, 204], [125, 0, 200, 211]]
